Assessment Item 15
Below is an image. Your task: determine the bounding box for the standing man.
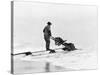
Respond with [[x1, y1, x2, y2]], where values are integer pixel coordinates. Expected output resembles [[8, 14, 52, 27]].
[[43, 22, 52, 51]]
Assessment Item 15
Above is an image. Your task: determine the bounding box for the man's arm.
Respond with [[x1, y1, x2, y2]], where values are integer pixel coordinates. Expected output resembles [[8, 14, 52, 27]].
[[49, 30, 52, 36]]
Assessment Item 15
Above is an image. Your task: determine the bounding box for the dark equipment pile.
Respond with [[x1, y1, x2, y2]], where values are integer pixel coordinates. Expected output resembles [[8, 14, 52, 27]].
[[52, 37, 77, 51]]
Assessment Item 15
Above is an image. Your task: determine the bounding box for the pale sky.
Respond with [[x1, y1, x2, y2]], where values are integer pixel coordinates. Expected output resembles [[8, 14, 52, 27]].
[[14, 2, 98, 50]]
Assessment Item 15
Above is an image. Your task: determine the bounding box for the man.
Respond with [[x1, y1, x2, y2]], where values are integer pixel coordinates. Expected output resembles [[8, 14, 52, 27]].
[[43, 22, 52, 51]]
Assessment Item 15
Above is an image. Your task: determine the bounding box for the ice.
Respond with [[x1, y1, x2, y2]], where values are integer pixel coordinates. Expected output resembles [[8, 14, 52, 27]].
[[19, 48, 97, 70], [13, 45, 98, 74]]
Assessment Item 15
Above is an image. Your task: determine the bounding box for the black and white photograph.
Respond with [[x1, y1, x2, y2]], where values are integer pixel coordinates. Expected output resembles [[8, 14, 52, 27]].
[[11, 1, 98, 74]]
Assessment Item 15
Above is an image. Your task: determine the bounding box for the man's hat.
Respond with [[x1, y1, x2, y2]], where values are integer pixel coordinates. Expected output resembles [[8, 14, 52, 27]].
[[47, 22, 52, 25]]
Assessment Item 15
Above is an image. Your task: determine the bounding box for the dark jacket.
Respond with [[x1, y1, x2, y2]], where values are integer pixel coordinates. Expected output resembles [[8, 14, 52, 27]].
[[43, 25, 52, 39]]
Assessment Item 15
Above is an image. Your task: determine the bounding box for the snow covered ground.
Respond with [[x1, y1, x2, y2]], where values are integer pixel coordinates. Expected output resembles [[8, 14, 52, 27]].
[[13, 47, 98, 74]]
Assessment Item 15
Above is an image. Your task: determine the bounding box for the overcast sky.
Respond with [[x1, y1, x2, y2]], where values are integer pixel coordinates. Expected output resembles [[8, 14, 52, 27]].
[[14, 2, 98, 50]]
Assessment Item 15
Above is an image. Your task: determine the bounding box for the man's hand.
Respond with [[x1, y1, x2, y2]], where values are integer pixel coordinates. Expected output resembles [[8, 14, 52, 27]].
[[50, 36, 55, 40]]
